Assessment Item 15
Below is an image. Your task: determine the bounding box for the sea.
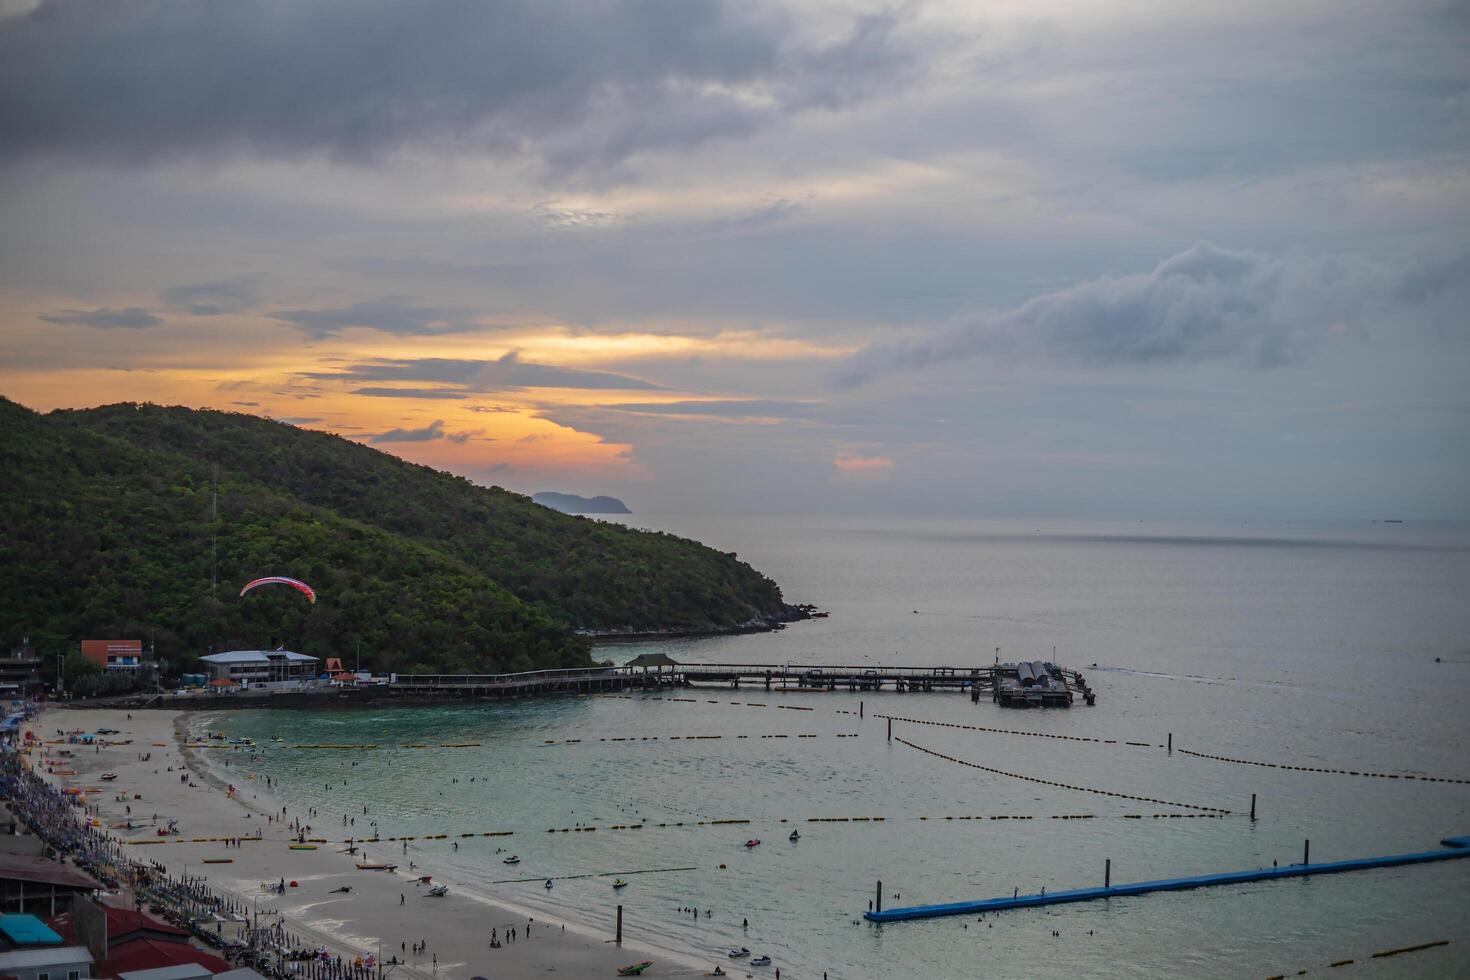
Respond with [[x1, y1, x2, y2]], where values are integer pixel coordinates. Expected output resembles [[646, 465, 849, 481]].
[[192, 517, 1470, 979]]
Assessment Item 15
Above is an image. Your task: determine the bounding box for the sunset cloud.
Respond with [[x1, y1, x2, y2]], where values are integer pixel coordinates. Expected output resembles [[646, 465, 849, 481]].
[[369, 419, 447, 443], [39, 307, 160, 330], [833, 455, 894, 477]]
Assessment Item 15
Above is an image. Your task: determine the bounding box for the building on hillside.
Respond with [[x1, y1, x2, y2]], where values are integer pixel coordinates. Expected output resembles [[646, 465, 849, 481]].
[[0, 644, 45, 697], [78, 642, 145, 673], [197, 651, 317, 686], [0, 913, 93, 980], [0, 855, 101, 917]]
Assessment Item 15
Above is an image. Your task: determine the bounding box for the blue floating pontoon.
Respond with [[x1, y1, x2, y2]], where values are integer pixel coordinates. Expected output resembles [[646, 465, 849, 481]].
[[865, 835, 1470, 922]]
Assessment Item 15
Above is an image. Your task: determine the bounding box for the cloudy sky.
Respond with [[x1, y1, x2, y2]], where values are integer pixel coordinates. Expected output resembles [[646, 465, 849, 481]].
[[2, 0, 1467, 518]]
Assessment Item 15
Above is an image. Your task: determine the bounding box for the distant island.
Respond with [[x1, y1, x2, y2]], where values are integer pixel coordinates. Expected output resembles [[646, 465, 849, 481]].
[[533, 492, 631, 515]]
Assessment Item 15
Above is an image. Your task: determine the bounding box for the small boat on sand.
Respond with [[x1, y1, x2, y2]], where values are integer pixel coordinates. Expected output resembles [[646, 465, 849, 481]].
[[744, 839, 761, 848], [617, 962, 654, 976], [727, 947, 749, 958], [356, 862, 396, 871], [750, 955, 772, 966], [426, 884, 448, 897], [100, 773, 118, 781], [502, 855, 520, 865]]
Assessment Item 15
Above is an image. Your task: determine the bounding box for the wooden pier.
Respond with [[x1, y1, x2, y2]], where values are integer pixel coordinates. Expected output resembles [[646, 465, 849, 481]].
[[114, 659, 1096, 708]]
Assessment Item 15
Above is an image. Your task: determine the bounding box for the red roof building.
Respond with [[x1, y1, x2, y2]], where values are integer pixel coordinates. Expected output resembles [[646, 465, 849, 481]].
[[101, 939, 230, 977], [79, 641, 144, 672], [48, 903, 230, 979]]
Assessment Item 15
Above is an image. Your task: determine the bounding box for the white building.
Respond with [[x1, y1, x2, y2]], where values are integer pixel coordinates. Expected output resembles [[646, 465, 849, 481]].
[[198, 650, 318, 686]]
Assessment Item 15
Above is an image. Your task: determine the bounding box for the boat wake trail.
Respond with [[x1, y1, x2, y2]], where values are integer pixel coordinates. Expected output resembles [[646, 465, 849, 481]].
[[1086, 665, 1290, 689]]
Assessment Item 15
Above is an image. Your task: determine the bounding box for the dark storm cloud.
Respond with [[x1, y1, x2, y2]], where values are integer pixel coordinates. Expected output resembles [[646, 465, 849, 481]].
[[0, 0, 916, 173], [1395, 252, 1470, 305], [613, 399, 820, 419], [834, 243, 1412, 386], [352, 387, 469, 400], [161, 275, 260, 315], [311, 351, 663, 392], [369, 419, 446, 443], [270, 297, 487, 339], [38, 306, 160, 329]]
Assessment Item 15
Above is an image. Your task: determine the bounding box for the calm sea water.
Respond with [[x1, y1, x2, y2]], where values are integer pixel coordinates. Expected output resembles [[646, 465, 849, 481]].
[[197, 518, 1470, 979]]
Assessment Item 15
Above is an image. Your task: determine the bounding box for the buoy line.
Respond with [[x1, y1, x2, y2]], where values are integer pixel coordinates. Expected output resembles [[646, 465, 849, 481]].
[[877, 714, 1154, 747], [896, 737, 1231, 813], [1264, 938, 1450, 978], [120, 810, 1234, 846], [1178, 748, 1469, 784], [537, 733, 855, 744]]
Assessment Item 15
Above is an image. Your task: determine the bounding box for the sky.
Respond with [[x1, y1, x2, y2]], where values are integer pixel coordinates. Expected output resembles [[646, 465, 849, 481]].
[[1, 0, 1467, 519]]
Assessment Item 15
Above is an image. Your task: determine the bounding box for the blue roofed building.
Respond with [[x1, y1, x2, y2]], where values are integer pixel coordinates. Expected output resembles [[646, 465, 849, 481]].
[[0, 913, 92, 980]]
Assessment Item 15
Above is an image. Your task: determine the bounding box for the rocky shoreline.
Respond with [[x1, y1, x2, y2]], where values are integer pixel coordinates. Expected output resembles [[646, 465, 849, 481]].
[[580, 603, 824, 644]]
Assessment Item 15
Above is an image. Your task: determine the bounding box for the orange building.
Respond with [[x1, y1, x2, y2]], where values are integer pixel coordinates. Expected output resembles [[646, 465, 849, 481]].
[[79, 640, 144, 671]]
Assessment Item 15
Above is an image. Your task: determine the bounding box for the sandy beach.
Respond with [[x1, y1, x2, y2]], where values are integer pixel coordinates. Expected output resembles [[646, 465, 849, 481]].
[[32, 706, 724, 980]]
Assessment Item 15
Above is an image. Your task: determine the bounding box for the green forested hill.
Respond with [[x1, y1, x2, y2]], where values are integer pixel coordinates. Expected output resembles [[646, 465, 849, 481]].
[[0, 398, 800, 674]]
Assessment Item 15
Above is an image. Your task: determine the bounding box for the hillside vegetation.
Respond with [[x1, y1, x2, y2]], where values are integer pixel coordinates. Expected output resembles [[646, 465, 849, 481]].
[[0, 398, 800, 674]]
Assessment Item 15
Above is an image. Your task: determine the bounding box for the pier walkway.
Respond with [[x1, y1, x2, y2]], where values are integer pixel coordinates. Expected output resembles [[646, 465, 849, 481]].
[[864, 835, 1470, 922], [110, 660, 1095, 708], [393, 661, 1093, 701]]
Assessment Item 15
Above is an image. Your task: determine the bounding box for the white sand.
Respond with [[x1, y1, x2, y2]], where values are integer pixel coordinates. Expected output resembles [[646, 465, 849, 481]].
[[31, 707, 726, 980]]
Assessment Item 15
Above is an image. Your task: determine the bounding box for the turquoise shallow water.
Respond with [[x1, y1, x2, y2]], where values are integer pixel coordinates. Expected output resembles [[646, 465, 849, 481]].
[[196, 518, 1470, 979]]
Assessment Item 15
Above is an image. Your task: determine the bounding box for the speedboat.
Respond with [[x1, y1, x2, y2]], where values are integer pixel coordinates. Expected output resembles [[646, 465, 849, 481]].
[[744, 839, 760, 848], [612, 879, 628, 889], [503, 855, 520, 865], [750, 955, 772, 966], [788, 830, 800, 841], [426, 884, 448, 897], [727, 947, 750, 958]]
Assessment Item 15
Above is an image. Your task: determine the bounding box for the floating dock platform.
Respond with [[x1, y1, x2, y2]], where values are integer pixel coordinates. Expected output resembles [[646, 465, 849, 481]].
[[864, 835, 1470, 922], [991, 661, 1090, 707]]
